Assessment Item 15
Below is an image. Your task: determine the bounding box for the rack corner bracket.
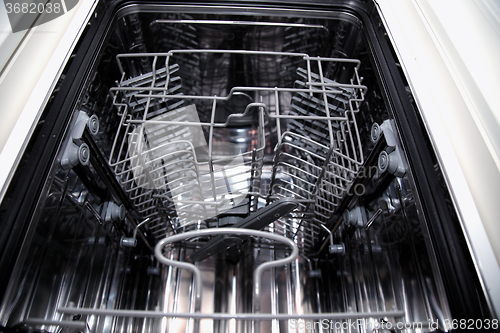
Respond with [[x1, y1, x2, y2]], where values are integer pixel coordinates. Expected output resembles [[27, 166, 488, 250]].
[[372, 120, 407, 178], [61, 111, 99, 170]]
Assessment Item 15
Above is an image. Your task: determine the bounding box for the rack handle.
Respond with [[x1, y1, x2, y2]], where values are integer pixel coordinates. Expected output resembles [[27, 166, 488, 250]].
[[154, 228, 299, 314]]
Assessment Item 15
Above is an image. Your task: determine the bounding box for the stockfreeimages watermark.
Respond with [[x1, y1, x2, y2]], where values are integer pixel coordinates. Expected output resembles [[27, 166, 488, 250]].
[[3, 0, 79, 33], [289, 318, 499, 331], [289, 318, 437, 331]]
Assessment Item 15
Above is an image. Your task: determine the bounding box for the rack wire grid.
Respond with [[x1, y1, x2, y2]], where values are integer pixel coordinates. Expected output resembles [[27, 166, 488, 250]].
[[108, 49, 367, 251]]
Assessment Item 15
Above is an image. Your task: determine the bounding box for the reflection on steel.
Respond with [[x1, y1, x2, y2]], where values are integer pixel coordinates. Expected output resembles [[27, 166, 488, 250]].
[[150, 19, 330, 32], [21, 319, 86, 329], [365, 208, 383, 230]]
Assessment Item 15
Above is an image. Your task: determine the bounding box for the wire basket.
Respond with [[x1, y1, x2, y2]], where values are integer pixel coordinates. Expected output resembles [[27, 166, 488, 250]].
[[108, 49, 366, 251]]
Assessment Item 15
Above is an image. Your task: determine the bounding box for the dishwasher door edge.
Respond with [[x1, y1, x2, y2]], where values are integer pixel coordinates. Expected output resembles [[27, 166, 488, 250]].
[[0, 0, 99, 204], [375, 0, 500, 319]]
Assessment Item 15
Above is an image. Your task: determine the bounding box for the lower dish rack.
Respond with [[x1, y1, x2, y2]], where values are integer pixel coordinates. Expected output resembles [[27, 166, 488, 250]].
[[54, 228, 404, 333], [108, 49, 367, 253]]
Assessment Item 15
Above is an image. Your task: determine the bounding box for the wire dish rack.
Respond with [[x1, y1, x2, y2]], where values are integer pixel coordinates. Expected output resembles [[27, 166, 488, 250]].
[[108, 49, 367, 252]]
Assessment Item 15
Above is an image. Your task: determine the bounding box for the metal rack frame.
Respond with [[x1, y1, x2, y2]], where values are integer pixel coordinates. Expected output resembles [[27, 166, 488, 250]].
[[108, 49, 367, 250]]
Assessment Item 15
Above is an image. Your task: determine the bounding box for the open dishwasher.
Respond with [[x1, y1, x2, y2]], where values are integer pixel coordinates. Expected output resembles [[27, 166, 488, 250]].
[[0, 1, 495, 332]]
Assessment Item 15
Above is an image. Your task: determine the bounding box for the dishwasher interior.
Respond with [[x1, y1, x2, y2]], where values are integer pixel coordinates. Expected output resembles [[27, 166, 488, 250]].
[[0, 2, 494, 332]]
